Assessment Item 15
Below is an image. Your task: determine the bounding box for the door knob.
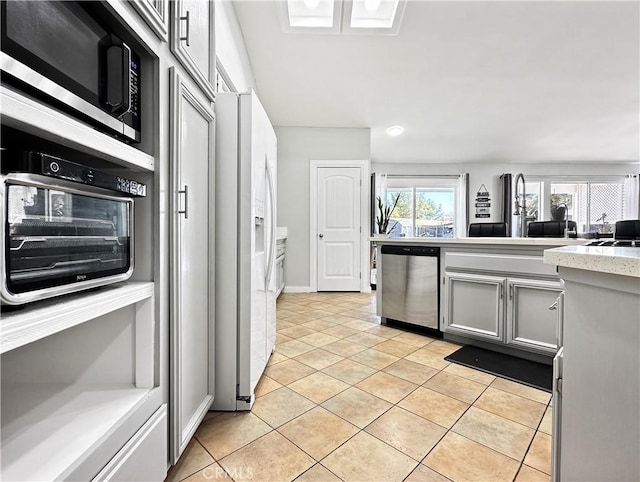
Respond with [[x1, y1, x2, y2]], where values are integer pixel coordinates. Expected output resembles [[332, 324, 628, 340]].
[[319, 233, 324, 238]]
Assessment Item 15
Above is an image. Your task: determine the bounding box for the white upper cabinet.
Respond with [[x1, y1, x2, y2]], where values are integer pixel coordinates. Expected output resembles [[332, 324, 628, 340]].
[[171, 0, 216, 101], [130, 0, 170, 41]]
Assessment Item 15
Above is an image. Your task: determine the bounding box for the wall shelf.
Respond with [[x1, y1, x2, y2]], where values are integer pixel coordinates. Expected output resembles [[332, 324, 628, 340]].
[[0, 282, 154, 355], [0, 85, 154, 172], [1, 383, 160, 481]]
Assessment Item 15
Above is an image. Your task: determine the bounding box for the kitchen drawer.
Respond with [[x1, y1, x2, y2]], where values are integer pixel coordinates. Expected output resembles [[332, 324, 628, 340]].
[[444, 251, 557, 277], [93, 405, 167, 482]]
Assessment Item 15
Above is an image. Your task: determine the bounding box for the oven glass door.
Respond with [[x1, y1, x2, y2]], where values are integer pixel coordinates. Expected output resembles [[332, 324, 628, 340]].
[[5, 179, 132, 295]]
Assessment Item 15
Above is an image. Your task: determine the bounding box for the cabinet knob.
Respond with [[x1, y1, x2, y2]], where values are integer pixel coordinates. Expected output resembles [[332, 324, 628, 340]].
[[319, 233, 324, 238]]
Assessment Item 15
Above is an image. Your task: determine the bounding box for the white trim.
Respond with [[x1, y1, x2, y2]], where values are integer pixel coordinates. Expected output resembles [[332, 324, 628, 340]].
[[283, 286, 312, 293], [309, 159, 370, 293]]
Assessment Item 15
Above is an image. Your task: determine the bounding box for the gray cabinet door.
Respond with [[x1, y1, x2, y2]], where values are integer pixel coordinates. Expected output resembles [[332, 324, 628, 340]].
[[445, 272, 505, 342], [169, 68, 215, 462], [171, 0, 215, 100], [506, 278, 562, 355]]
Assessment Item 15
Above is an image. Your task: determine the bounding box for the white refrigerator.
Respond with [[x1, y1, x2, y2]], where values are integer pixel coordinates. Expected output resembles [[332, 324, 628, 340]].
[[213, 91, 277, 411]]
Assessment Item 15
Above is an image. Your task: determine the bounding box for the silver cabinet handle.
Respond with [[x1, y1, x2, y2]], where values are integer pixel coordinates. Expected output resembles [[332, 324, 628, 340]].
[[499, 283, 504, 299], [178, 185, 189, 219], [179, 10, 190, 47], [509, 284, 514, 299], [549, 299, 558, 310], [319, 233, 324, 238]]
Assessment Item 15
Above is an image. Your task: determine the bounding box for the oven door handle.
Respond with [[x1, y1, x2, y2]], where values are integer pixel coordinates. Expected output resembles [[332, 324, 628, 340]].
[[100, 34, 132, 118]]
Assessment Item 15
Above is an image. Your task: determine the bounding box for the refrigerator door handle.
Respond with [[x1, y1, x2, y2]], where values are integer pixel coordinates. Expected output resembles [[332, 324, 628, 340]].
[[264, 161, 276, 285]]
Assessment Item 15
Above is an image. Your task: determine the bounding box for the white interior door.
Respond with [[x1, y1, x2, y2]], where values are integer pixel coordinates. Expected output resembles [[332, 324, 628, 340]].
[[317, 167, 361, 291]]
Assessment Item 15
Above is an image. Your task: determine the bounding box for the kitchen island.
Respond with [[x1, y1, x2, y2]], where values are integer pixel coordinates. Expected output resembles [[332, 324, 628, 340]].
[[372, 237, 587, 360], [543, 245, 640, 481]]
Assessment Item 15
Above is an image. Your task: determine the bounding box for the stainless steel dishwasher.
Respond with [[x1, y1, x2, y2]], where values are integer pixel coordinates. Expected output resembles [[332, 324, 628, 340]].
[[380, 245, 440, 330]]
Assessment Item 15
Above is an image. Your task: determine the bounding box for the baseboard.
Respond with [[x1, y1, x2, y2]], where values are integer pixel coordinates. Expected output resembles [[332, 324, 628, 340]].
[[283, 286, 372, 294], [283, 286, 312, 293]]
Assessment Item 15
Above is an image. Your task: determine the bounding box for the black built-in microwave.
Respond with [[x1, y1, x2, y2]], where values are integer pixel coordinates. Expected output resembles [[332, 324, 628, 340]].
[[1, 0, 142, 143], [1, 151, 147, 305]]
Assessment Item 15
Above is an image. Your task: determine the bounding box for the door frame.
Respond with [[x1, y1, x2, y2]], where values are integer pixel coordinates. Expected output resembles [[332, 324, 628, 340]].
[[309, 160, 370, 293]]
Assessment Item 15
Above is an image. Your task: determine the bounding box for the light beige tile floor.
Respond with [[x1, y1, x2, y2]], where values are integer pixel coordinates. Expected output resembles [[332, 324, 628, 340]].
[[166, 292, 552, 482]]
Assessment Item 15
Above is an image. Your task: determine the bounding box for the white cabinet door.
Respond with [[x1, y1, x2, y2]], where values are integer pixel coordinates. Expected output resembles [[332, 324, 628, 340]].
[[131, 0, 169, 41], [506, 278, 562, 355], [317, 167, 361, 291], [444, 272, 505, 342], [171, 0, 215, 100], [169, 68, 215, 462], [92, 405, 167, 482]]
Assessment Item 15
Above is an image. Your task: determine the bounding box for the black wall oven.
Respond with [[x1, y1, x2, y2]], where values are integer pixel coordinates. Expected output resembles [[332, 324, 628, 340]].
[[1, 152, 145, 305], [1, 0, 142, 143]]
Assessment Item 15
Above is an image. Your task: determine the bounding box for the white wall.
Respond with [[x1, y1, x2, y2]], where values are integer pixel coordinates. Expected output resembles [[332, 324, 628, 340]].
[[215, 0, 257, 92], [373, 161, 637, 224], [276, 127, 371, 290]]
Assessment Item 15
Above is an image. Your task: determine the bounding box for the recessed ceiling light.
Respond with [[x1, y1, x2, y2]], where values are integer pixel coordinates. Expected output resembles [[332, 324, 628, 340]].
[[386, 125, 404, 136]]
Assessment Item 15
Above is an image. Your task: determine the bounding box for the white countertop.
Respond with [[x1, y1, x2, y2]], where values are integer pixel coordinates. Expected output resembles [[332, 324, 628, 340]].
[[370, 236, 587, 247], [544, 245, 640, 278]]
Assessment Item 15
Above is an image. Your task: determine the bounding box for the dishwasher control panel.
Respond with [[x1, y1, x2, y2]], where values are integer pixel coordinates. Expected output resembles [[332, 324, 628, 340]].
[[381, 245, 440, 256]]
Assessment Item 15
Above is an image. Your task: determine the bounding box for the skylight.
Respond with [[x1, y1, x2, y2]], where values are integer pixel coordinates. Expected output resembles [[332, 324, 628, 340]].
[[349, 0, 400, 29], [281, 0, 406, 35], [287, 0, 335, 28]]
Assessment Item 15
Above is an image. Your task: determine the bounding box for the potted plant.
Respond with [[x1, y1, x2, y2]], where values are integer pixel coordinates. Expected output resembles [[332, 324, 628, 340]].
[[376, 193, 401, 235]]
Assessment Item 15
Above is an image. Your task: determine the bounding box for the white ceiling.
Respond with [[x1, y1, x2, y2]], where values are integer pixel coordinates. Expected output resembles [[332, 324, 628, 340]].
[[232, 1, 640, 164]]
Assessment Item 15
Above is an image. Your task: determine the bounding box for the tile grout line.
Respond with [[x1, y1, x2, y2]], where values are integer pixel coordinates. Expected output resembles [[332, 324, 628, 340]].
[[185, 293, 552, 482]]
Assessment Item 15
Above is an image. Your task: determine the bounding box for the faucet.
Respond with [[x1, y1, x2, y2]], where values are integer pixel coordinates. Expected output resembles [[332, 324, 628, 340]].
[[514, 173, 527, 237], [560, 203, 577, 238]]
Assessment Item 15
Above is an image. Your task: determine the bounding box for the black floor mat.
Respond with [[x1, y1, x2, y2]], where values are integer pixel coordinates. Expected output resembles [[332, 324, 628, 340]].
[[445, 345, 552, 392]]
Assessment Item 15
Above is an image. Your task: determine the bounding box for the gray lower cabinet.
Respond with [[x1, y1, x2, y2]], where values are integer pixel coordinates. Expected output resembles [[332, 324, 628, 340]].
[[505, 278, 562, 354], [555, 268, 640, 481], [445, 271, 560, 354], [445, 272, 505, 342], [169, 68, 215, 462], [276, 239, 286, 298]]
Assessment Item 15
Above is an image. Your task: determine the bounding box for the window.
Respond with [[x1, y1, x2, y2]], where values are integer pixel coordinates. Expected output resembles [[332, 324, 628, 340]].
[[525, 177, 626, 234], [382, 176, 465, 238]]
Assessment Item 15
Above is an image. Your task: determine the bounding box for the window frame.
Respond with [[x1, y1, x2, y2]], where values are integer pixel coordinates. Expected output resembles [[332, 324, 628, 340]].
[[384, 175, 463, 238], [525, 175, 626, 233]]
